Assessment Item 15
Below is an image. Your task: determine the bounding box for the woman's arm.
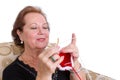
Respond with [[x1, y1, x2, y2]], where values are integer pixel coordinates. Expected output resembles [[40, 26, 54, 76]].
[[36, 73, 52, 80], [70, 60, 86, 80]]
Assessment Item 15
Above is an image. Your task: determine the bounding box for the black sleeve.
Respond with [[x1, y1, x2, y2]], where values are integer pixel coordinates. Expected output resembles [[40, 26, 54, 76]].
[[2, 58, 36, 80], [57, 70, 70, 80], [3, 67, 26, 80], [2, 63, 35, 80]]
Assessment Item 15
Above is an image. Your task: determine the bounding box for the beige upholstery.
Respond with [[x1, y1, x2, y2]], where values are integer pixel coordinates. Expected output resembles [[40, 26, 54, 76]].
[[0, 42, 23, 80], [0, 42, 114, 80]]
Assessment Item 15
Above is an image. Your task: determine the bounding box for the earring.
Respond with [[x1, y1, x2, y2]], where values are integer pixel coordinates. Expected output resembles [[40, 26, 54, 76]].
[[21, 41, 23, 44]]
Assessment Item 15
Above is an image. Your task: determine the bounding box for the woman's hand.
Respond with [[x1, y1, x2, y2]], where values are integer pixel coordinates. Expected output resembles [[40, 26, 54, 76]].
[[60, 33, 79, 63], [60, 33, 86, 80], [37, 44, 64, 79]]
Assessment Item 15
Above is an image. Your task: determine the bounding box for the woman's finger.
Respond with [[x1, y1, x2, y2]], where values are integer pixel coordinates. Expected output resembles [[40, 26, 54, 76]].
[[42, 45, 60, 59], [49, 53, 60, 62], [71, 33, 76, 45]]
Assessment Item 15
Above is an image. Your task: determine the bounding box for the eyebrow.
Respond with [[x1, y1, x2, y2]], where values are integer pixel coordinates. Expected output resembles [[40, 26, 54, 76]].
[[27, 22, 49, 26]]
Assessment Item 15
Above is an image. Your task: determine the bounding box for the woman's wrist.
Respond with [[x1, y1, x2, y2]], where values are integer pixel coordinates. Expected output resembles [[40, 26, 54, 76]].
[[70, 64, 83, 74], [36, 73, 52, 80], [70, 60, 82, 74]]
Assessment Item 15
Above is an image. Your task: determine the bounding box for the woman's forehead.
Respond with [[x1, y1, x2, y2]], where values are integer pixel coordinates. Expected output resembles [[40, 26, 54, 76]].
[[24, 12, 47, 24]]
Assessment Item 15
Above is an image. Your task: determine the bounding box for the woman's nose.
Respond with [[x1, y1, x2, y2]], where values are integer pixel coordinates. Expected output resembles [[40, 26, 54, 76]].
[[37, 27, 44, 34]]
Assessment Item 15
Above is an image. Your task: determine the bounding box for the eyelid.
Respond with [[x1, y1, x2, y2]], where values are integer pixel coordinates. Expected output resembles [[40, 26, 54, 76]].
[[42, 23, 49, 28], [29, 22, 49, 29], [31, 27, 37, 29], [30, 24, 38, 29], [43, 27, 49, 29]]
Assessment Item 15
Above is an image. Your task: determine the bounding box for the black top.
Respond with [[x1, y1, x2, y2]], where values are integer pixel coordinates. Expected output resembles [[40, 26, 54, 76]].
[[3, 58, 70, 80]]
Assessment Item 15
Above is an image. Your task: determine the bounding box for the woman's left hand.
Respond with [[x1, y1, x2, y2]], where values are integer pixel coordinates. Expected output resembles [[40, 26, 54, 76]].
[[60, 33, 79, 63]]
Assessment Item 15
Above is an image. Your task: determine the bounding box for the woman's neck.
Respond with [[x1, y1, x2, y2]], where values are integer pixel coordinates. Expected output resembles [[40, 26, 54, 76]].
[[19, 49, 43, 71]]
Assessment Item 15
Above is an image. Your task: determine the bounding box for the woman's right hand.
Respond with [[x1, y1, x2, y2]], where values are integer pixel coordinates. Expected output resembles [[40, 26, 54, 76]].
[[37, 44, 64, 79]]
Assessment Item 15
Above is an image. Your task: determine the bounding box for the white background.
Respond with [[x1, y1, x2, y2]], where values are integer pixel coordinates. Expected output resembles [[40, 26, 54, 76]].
[[0, 0, 120, 79]]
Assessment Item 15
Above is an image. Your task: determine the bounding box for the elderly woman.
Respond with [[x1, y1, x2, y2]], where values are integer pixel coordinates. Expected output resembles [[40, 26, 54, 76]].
[[3, 6, 86, 80]]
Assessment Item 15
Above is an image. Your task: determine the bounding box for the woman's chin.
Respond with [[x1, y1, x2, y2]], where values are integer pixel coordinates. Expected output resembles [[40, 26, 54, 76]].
[[37, 44, 47, 48]]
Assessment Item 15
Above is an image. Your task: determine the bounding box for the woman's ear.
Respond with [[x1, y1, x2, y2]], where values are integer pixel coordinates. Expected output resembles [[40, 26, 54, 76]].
[[17, 30, 23, 41]]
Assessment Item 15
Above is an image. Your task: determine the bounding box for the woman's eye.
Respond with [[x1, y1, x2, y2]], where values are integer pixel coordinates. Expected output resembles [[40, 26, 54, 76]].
[[43, 24, 49, 30], [30, 25, 38, 29], [30, 26, 37, 29], [29, 23, 38, 29], [43, 26, 49, 29]]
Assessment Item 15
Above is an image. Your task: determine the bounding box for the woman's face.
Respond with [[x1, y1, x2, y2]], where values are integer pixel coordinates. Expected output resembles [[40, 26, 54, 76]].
[[18, 12, 49, 50]]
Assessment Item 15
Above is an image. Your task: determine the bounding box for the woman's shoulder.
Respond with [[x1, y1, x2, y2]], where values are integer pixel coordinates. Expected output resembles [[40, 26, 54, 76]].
[[3, 58, 21, 72], [2, 57, 36, 80]]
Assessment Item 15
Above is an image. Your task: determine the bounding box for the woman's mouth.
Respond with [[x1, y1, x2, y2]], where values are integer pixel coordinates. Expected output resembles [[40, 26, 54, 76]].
[[37, 38, 45, 42]]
